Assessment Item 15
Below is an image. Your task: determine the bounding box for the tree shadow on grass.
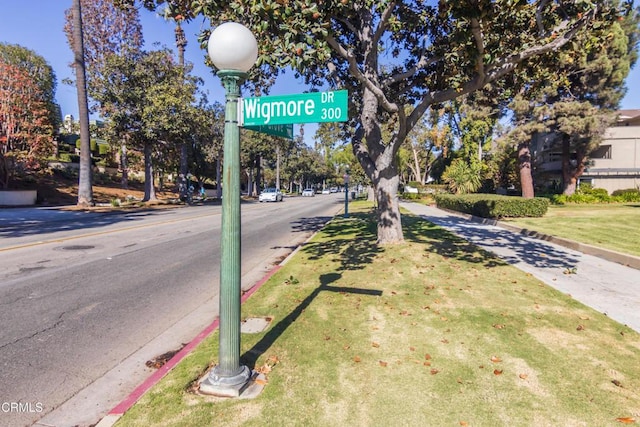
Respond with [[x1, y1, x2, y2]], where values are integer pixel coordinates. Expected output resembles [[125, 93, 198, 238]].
[[404, 212, 581, 270], [241, 272, 382, 370], [402, 214, 508, 268], [299, 210, 383, 271]]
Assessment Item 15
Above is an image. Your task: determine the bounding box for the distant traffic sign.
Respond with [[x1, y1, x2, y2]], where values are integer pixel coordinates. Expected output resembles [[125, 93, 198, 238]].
[[240, 90, 348, 126], [244, 124, 294, 140]]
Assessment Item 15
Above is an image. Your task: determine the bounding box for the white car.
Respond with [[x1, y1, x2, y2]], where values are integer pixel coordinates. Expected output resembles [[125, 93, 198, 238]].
[[302, 188, 315, 197], [321, 188, 330, 194], [259, 187, 283, 202]]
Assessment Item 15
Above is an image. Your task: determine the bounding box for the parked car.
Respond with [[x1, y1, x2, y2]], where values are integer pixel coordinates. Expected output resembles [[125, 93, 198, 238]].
[[258, 187, 283, 202], [321, 188, 331, 194], [330, 187, 338, 193], [302, 188, 315, 197]]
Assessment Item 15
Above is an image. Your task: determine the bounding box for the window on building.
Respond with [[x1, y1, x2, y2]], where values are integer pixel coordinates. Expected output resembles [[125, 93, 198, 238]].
[[591, 145, 612, 159]]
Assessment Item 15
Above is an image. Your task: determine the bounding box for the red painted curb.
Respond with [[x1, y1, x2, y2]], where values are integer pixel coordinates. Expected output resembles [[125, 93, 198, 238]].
[[108, 264, 282, 416]]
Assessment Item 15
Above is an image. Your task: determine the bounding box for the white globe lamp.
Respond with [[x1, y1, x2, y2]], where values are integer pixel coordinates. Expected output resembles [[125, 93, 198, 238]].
[[207, 22, 258, 72]]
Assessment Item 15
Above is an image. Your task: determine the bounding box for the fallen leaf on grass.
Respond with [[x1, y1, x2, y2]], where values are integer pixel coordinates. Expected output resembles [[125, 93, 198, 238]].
[[424, 361, 431, 366], [491, 356, 502, 363], [494, 369, 503, 375], [430, 369, 439, 375], [255, 378, 268, 386], [354, 356, 361, 363], [372, 342, 380, 348], [493, 324, 505, 329], [460, 422, 469, 427], [612, 380, 623, 388], [379, 360, 388, 367], [616, 417, 636, 424], [519, 373, 529, 380], [425, 354, 432, 360], [409, 346, 416, 352], [577, 325, 585, 331]]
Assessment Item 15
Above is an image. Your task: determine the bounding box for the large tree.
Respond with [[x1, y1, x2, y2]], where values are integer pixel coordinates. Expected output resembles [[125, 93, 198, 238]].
[[133, 0, 627, 243], [504, 3, 639, 197], [65, 0, 144, 190], [69, 0, 94, 206], [98, 48, 199, 200], [0, 46, 58, 189]]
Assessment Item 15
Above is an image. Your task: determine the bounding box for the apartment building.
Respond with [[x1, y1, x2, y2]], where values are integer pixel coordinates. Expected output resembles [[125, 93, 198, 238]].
[[532, 110, 640, 194]]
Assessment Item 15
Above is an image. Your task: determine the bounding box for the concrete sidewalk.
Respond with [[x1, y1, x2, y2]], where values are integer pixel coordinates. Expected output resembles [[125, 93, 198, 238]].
[[401, 202, 640, 333]]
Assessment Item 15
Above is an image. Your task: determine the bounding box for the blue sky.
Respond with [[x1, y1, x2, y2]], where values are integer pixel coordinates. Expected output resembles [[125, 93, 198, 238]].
[[0, 1, 638, 124]]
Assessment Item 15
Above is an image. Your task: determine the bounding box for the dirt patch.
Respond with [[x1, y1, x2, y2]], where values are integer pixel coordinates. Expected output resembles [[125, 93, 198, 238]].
[[12, 170, 179, 208]]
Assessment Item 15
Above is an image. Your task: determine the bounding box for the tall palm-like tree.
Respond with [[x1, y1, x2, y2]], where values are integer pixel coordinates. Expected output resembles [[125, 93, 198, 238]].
[[71, 0, 93, 206]]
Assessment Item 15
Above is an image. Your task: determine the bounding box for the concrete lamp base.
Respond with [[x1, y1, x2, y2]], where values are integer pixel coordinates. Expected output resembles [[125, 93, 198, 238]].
[[198, 365, 252, 398]]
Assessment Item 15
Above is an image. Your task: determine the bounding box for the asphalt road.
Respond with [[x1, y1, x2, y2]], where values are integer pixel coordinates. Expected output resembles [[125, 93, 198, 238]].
[[0, 195, 342, 427]]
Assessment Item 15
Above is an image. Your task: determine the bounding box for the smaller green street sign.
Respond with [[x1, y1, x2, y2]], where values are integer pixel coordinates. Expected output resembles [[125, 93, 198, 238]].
[[244, 124, 294, 140], [240, 90, 348, 126]]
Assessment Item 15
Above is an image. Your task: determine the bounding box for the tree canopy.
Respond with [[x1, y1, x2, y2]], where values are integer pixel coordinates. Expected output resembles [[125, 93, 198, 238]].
[[126, 0, 633, 243], [0, 43, 58, 189]]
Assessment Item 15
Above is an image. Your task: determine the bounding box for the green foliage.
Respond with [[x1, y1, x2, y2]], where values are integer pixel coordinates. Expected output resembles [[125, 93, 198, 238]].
[[442, 158, 483, 194], [549, 183, 628, 204], [435, 193, 549, 218], [59, 153, 80, 163], [611, 188, 640, 202], [98, 144, 110, 156]]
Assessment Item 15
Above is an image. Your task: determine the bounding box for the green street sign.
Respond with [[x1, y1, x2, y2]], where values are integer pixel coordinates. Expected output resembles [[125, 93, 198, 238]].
[[244, 124, 294, 140], [240, 90, 348, 126]]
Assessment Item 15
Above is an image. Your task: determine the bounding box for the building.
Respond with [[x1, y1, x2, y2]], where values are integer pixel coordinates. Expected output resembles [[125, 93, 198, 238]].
[[532, 110, 640, 194]]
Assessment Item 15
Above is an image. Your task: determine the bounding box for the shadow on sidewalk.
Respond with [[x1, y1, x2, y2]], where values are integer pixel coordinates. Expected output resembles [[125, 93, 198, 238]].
[[406, 212, 580, 270]]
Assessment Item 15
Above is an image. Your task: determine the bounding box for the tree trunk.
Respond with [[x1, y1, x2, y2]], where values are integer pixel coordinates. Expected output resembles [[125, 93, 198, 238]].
[[518, 141, 534, 198], [562, 137, 588, 196], [120, 142, 128, 189], [143, 142, 156, 201], [561, 136, 577, 195], [255, 155, 262, 195], [374, 169, 403, 244], [72, 0, 93, 206], [354, 88, 405, 244], [246, 167, 254, 197], [276, 146, 281, 190], [411, 146, 423, 184]]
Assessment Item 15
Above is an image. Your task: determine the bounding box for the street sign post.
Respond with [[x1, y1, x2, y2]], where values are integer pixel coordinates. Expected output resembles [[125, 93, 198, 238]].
[[240, 90, 348, 126]]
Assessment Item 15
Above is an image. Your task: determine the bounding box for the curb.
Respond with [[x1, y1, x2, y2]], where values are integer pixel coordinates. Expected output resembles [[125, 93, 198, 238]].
[[95, 265, 281, 427], [95, 221, 327, 427]]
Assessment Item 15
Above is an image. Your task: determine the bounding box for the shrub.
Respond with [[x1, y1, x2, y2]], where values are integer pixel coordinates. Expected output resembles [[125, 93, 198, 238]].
[[612, 188, 640, 202], [98, 144, 110, 156], [435, 193, 549, 218], [59, 153, 80, 163], [442, 159, 482, 194]]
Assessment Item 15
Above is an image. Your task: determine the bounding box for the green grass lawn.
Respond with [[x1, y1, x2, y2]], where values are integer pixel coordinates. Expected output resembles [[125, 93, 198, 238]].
[[116, 202, 640, 426], [503, 203, 640, 257]]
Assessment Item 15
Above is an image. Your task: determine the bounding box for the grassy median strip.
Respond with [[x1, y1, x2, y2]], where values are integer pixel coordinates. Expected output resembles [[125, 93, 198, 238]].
[[116, 202, 640, 426], [504, 203, 640, 257]]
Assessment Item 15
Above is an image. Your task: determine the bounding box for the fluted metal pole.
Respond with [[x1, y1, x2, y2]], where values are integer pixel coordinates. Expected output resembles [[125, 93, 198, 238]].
[[200, 70, 250, 396]]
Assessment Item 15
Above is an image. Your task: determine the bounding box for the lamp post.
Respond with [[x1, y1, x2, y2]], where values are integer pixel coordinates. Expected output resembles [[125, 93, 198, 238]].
[[343, 167, 350, 218], [199, 22, 258, 397]]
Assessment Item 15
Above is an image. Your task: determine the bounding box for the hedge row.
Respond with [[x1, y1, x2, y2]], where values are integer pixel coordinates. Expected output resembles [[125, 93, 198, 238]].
[[550, 187, 640, 204], [434, 193, 549, 219]]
